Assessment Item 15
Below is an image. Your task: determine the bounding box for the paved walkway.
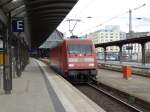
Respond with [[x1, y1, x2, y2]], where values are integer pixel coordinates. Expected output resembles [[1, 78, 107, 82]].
[[97, 69, 150, 103], [0, 59, 55, 112]]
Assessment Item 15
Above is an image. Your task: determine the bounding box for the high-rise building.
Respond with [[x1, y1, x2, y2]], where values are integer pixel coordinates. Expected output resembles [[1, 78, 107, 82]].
[[88, 25, 126, 53]]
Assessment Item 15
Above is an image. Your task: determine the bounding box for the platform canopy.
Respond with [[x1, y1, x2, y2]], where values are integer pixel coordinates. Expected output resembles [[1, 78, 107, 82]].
[[39, 30, 63, 49], [0, 0, 78, 48]]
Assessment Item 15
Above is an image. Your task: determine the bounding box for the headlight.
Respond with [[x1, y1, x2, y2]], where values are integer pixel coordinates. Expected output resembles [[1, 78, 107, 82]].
[[84, 58, 94, 62], [68, 64, 74, 67], [88, 63, 94, 67], [68, 58, 78, 62]]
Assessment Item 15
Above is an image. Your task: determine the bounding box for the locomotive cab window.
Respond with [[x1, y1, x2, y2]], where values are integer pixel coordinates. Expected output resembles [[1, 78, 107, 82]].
[[68, 44, 92, 54]]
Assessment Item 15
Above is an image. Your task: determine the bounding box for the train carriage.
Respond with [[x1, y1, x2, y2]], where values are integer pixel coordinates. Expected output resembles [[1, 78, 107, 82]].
[[50, 38, 97, 82]]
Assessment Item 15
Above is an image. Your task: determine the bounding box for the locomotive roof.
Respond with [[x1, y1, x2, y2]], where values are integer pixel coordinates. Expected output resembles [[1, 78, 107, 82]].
[[65, 38, 92, 41], [64, 39, 93, 44]]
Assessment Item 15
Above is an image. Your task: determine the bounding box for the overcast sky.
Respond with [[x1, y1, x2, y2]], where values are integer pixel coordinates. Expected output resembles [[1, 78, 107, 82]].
[[57, 0, 150, 37]]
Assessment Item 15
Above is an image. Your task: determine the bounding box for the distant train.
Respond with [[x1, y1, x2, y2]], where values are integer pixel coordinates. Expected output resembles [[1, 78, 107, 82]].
[[50, 38, 97, 82]]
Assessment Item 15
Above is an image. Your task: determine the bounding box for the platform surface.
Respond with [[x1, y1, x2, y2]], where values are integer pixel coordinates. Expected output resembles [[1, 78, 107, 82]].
[[0, 58, 105, 112], [98, 60, 150, 69], [97, 69, 150, 103], [0, 59, 55, 112]]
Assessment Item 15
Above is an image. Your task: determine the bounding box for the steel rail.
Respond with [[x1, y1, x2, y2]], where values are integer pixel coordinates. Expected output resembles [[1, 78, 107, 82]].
[[87, 82, 143, 112]]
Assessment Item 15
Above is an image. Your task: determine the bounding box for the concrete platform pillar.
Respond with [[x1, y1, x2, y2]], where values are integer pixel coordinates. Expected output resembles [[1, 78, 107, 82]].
[[3, 13, 12, 94], [16, 40, 21, 77], [141, 43, 146, 65], [103, 47, 107, 62], [119, 45, 123, 63]]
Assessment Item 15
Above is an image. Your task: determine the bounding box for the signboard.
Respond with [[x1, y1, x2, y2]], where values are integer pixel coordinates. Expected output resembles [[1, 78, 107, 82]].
[[12, 17, 24, 32]]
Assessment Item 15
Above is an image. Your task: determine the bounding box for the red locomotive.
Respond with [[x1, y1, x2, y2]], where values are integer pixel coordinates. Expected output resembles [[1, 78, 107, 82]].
[[50, 38, 97, 82]]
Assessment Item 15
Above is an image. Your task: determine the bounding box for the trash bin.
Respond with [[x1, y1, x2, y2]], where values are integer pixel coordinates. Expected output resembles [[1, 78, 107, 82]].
[[122, 65, 132, 79]]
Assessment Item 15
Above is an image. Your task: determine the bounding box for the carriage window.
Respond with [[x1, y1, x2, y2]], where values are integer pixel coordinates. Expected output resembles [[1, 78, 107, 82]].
[[68, 44, 92, 54]]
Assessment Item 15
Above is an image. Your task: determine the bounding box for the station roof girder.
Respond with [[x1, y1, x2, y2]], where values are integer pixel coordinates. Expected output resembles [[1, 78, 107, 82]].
[[25, 0, 78, 48], [95, 36, 150, 48], [0, 0, 78, 48]]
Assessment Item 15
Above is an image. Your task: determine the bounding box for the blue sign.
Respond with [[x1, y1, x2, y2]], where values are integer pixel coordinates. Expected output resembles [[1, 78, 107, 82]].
[[12, 17, 24, 32]]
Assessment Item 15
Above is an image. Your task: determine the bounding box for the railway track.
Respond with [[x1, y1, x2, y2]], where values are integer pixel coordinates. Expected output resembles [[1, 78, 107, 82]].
[[75, 81, 149, 112]]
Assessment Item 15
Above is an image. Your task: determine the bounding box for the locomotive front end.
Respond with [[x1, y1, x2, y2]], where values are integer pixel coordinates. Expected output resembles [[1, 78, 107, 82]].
[[66, 39, 97, 82]]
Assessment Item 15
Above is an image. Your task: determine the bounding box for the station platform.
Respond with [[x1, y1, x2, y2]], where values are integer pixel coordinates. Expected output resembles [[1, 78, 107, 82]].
[[97, 69, 150, 103], [98, 60, 150, 69], [0, 58, 105, 112]]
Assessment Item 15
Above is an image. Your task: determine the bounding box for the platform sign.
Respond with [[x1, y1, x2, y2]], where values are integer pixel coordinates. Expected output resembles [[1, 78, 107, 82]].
[[12, 17, 24, 32]]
